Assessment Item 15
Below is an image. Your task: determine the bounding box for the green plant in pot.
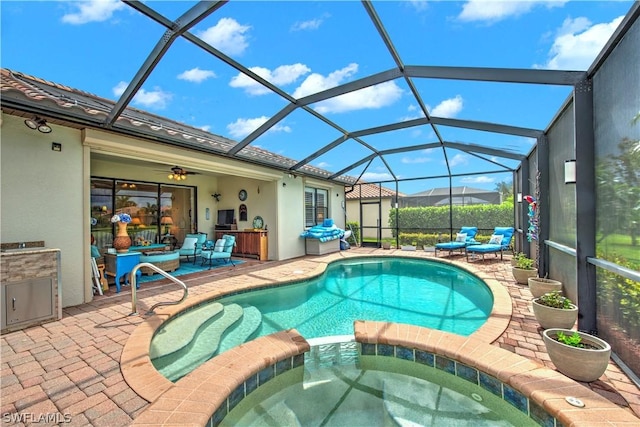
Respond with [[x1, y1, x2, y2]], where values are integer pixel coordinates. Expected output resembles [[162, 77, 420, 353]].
[[511, 254, 537, 285], [532, 290, 578, 329], [542, 328, 612, 382]]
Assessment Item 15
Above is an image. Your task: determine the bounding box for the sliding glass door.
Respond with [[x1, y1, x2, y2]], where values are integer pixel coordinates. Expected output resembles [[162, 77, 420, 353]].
[[90, 178, 195, 251]]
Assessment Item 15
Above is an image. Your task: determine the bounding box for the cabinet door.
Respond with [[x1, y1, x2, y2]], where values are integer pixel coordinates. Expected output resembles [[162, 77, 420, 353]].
[[5, 278, 53, 325]]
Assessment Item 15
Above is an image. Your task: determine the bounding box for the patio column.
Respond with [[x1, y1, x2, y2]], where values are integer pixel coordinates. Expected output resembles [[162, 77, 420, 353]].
[[574, 78, 597, 334]]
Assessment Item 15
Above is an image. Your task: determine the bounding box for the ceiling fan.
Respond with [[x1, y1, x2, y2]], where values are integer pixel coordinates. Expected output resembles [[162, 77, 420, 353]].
[[164, 166, 199, 181]]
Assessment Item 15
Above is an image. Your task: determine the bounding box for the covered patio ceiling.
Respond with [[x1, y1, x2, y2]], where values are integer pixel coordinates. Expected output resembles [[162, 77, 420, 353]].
[[1, 1, 634, 190]]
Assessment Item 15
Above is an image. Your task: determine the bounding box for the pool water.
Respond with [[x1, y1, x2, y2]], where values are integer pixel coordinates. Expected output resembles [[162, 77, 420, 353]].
[[220, 344, 537, 427], [221, 257, 492, 338], [151, 257, 493, 380]]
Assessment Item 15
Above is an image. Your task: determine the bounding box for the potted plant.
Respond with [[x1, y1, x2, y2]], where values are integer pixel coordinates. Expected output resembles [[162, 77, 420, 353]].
[[542, 328, 611, 382], [511, 254, 537, 285], [532, 291, 578, 329], [528, 275, 563, 298]]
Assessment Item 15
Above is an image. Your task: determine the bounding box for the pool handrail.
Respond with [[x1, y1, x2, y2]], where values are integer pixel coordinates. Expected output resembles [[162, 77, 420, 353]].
[[129, 262, 188, 316]]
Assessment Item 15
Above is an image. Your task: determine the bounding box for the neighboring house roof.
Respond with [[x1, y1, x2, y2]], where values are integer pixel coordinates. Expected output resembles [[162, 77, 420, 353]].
[[401, 186, 501, 205], [408, 186, 498, 197], [0, 68, 356, 185], [345, 182, 404, 199]]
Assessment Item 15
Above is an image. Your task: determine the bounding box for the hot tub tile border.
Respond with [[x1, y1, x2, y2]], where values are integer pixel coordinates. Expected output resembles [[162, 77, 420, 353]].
[[362, 341, 555, 426]]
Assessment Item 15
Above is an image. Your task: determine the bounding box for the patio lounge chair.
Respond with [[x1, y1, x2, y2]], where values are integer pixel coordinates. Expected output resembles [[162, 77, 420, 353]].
[[178, 232, 207, 263], [434, 226, 479, 257], [465, 227, 515, 262], [200, 234, 236, 269]]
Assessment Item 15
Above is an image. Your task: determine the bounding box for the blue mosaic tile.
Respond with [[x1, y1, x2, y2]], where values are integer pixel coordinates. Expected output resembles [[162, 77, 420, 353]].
[[293, 353, 305, 368], [530, 400, 555, 427], [456, 362, 478, 385], [210, 403, 227, 427], [503, 384, 528, 414], [395, 346, 414, 361], [361, 343, 376, 356], [228, 384, 245, 411], [479, 372, 502, 397], [415, 350, 434, 366], [377, 344, 394, 357], [276, 358, 292, 375], [245, 373, 258, 395], [258, 365, 275, 386], [435, 355, 455, 374]]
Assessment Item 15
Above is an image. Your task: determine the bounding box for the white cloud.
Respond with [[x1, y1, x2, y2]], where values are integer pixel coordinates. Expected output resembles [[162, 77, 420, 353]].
[[448, 153, 468, 167], [177, 68, 216, 83], [409, 0, 429, 13], [429, 95, 463, 118], [361, 171, 393, 181], [197, 18, 251, 56], [291, 63, 403, 113], [226, 116, 291, 139], [461, 176, 495, 184], [200, 125, 211, 132], [62, 0, 125, 24], [539, 16, 624, 70], [291, 17, 325, 32], [458, 0, 567, 24], [401, 156, 432, 164], [316, 161, 331, 168], [230, 64, 311, 95], [293, 63, 359, 98], [112, 81, 172, 109]]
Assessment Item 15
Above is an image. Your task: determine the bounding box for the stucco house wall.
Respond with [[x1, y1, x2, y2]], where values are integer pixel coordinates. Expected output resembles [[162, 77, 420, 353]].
[[1, 113, 346, 308]]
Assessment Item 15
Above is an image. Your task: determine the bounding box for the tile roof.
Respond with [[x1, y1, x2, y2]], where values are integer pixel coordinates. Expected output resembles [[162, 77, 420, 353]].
[[346, 182, 402, 199], [0, 68, 357, 185]]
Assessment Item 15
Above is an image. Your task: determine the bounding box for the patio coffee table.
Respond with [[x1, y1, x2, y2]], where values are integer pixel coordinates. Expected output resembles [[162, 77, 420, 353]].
[[138, 250, 180, 276]]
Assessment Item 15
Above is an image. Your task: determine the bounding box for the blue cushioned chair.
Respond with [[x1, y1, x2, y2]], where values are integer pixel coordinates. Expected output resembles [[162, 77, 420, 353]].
[[435, 226, 479, 257], [465, 227, 515, 262], [200, 234, 236, 269], [178, 232, 207, 263]]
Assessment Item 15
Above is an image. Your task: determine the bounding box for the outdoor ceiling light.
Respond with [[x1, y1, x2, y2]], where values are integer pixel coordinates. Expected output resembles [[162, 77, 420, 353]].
[[564, 159, 577, 184], [24, 116, 52, 133]]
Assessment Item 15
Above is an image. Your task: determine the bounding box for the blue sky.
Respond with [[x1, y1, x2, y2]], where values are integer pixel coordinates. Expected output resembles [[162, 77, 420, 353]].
[[1, 0, 633, 194]]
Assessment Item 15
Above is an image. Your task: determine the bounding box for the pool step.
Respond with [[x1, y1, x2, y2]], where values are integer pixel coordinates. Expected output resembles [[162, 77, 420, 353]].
[[217, 305, 262, 355], [149, 302, 224, 360], [153, 304, 245, 381]]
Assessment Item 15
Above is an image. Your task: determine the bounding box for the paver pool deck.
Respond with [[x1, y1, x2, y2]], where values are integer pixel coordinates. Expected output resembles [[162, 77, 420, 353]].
[[1, 248, 639, 426]]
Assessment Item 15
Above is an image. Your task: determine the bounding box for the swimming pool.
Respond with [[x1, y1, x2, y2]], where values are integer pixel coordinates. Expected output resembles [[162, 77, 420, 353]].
[[151, 257, 493, 380]]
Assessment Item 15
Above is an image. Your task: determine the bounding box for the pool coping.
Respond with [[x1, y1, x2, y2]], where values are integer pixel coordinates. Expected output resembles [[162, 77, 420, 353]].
[[121, 252, 511, 404]]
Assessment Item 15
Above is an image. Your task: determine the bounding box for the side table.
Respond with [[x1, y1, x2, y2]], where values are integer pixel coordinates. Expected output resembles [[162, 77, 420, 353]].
[[104, 252, 142, 293]]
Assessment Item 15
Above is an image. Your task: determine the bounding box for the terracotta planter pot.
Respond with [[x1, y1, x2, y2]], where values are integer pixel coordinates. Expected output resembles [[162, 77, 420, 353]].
[[542, 328, 611, 382], [532, 298, 578, 329], [512, 267, 537, 285], [528, 277, 562, 298]]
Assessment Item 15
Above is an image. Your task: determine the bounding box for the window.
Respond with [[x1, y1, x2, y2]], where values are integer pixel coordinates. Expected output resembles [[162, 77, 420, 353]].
[[305, 187, 328, 227], [90, 177, 195, 250]]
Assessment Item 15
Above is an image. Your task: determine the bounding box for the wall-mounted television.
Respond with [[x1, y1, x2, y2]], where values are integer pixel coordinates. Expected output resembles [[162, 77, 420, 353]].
[[217, 209, 235, 225]]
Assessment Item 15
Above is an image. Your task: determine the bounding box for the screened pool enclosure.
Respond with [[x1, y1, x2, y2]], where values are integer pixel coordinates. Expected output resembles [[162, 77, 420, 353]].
[[1, 1, 638, 380]]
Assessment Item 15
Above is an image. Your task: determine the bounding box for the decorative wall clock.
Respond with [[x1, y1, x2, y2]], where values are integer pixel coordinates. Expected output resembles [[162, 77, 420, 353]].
[[238, 189, 247, 201]]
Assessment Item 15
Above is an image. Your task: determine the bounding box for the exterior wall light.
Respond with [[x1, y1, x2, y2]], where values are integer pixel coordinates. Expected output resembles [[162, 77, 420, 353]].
[[564, 159, 577, 184]]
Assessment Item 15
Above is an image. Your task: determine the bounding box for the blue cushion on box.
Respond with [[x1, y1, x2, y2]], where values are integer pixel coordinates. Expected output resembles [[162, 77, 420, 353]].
[[91, 245, 101, 258], [322, 218, 334, 227]]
